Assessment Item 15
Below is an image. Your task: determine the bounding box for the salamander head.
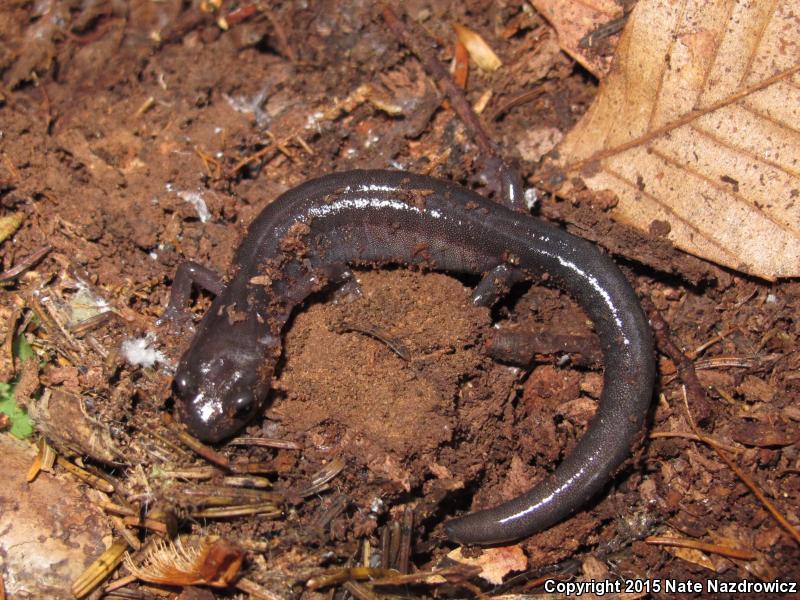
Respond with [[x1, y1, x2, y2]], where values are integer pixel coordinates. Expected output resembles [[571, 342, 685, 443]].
[[172, 325, 278, 443]]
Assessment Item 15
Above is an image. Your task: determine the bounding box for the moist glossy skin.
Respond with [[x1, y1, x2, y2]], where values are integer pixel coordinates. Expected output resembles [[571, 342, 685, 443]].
[[172, 169, 655, 545]]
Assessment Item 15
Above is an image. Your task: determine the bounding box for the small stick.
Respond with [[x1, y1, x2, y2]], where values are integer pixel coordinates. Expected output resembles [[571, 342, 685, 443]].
[[162, 413, 231, 470], [397, 508, 414, 574], [121, 516, 168, 534], [259, 3, 296, 62], [236, 576, 285, 600], [0, 245, 52, 282], [337, 321, 411, 361], [645, 536, 756, 560], [228, 142, 277, 176], [650, 431, 742, 454], [56, 456, 115, 493], [680, 386, 800, 546], [381, 7, 499, 159], [490, 86, 549, 121], [227, 436, 301, 450], [644, 298, 713, 423]]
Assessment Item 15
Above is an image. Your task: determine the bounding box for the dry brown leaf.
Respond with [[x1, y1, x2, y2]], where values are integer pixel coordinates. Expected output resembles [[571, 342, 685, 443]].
[[446, 545, 527, 584], [531, 0, 623, 77], [730, 420, 800, 447], [554, 0, 800, 279], [664, 545, 717, 572], [453, 23, 502, 72]]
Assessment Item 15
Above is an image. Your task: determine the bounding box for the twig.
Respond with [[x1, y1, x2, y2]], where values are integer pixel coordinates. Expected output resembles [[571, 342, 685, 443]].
[[645, 536, 756, 560], [380, 6, 499, 159], [228, 141, 277, 176], [646, 299, 800, 546], [0, 245, 52, 282], [649, 431, 742, 454], [259, 3, 296, 62], [162, 413, 231, 470], [490, 86, 549, 121], [337, 321, 411, 361], [680, 387, 800, 546], [227, 436, 301, 450], [644, 298, 713, 423], [381, 6, 524, 209], [236, 577, 285, 600]]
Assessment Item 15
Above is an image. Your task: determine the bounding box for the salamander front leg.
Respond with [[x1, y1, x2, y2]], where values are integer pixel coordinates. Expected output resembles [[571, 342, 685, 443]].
[[479, 156, 527, 213], [159, 261, 224, 325], [471, 264, 526, 307]]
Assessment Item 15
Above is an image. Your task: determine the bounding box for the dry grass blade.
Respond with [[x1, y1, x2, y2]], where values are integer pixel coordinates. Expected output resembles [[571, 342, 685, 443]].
[[227, 436, 301, 450], [300, 457, 346, 497], [369, 564, 484, 586], [163, 413, 231, 469], [646, 536, 756, 560], [554, 0, 800, 279], [0, 245, 52, 282], [71, 539, 128, 598], [306, 567, 400, 590], [172, 483, 281, 507], [188, 501, 282, 519], [56, 456, 115, 492]]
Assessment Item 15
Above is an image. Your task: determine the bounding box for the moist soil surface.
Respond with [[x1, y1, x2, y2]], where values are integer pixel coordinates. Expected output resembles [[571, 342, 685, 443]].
[[1, 1, 798, 598]]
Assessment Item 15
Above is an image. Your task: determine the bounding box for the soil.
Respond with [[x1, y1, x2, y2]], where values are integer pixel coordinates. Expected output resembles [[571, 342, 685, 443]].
[[1, 1, 798, 598]]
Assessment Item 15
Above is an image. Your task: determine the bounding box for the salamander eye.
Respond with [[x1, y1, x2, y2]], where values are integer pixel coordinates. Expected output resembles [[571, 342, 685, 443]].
[[231, 392, 255, 419], [172, 374, 191, 397]]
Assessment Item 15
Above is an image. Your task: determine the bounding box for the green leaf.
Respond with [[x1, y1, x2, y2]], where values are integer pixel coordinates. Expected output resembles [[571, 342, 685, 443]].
[[13, 333, 35, 361], [0, 382, 34, 439], [0, 334, 38, 439]]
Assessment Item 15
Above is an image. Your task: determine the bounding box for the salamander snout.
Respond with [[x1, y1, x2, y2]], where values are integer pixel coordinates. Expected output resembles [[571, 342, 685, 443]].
[[172, 348, 269, 443]]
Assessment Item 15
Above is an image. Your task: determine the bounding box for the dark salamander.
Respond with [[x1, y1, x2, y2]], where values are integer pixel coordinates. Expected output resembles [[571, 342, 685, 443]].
[[167, 169, 654, 545]]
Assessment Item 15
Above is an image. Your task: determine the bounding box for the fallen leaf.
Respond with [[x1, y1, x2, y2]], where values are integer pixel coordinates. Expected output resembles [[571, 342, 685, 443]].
[[581, 555, 609, 580], [553, 0, 800, 279], [446, 545, 527, 585], [453, 24, 502, 72], [517, 126, 564, 162], [737, 375, 775, 403], [531, 0, 624, 77], [730, 421, 799, 447], [0, 213, 24, 244], [663, 545, 717, 572]]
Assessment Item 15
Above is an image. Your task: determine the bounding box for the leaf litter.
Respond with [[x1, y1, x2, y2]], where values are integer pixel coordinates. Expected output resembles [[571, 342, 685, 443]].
[[552, 0, 800, 279], [0, 0, 799, 597]]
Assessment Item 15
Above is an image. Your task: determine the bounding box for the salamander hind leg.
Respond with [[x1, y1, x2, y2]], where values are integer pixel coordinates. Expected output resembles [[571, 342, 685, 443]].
[[318, 263, 363, 303], [471, 264, 526, 307]]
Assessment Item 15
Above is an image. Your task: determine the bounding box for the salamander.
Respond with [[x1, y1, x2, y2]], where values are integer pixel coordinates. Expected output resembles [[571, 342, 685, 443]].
[[166, 169, 655, 545]]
